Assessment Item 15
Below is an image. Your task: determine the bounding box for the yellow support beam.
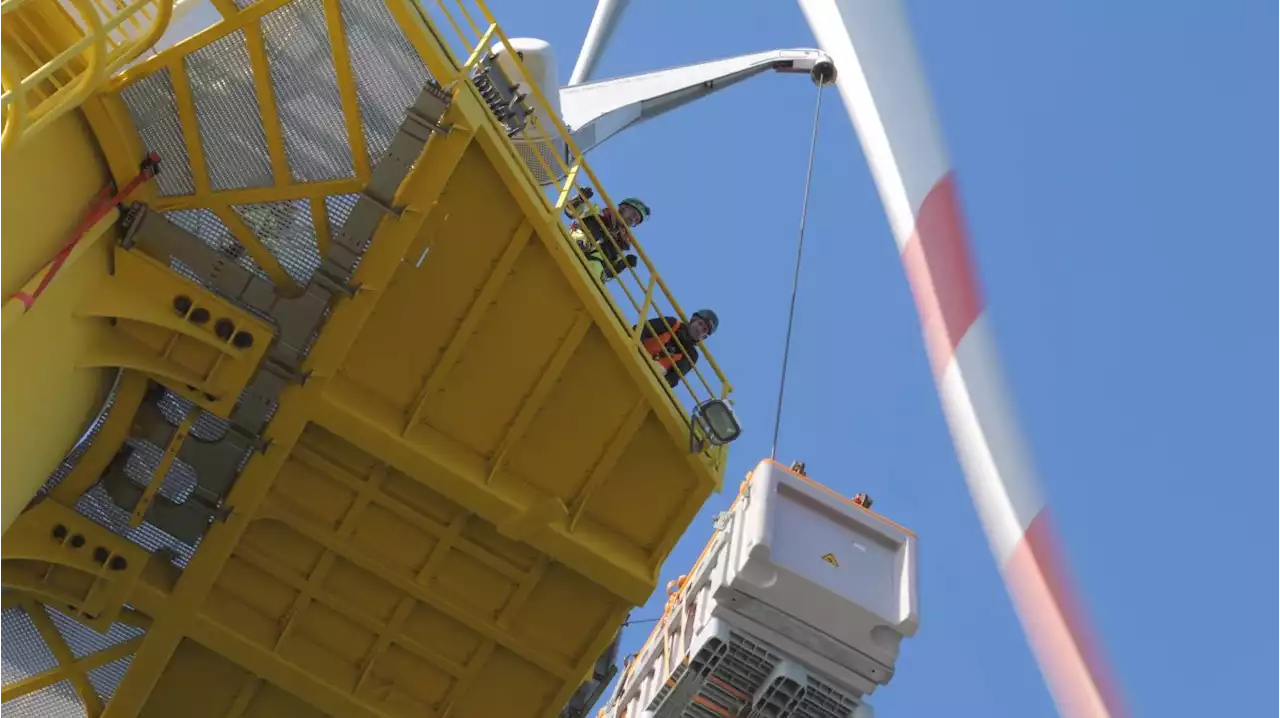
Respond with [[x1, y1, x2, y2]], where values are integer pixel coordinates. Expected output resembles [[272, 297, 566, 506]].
[[322, 0, 370, 179], [304, 125, 476, 376], [401, 220, 533, 434], [256, 499, 579, 680], [310, 196, 332, 258], [125, 580, 389, 718], [151, 177, 366, 212], [15, 5, 742, 715], [208, 0, 239, 19], [129, 410, 195, 527], [26, 599, 105, 716], [168, 55, 210, 197], [110, 0, 298, 90], [223, 675, 261, 718], [243, 23, 290, 186], [437, 104, 719, 488], [0, 635, 143, 703], [209, 205, 300, 294], [570, 399, 649, 531], [486, 311, 593, 484], [102, 102, 476, 718], [317, 377, 655, 604]]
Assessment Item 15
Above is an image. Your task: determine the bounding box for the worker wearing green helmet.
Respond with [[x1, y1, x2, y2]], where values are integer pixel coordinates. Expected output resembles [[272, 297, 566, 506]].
[[617, 197, 651, 225], [565, 187, 649, 283]]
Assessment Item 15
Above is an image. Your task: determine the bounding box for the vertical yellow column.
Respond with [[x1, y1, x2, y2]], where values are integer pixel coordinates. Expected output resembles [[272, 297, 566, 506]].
[[0, 2, 117, 534]]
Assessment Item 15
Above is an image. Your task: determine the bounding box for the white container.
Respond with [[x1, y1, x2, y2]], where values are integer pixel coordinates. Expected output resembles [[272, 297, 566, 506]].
[[599, 460, 919, 718], [722, 460, 919, 673]]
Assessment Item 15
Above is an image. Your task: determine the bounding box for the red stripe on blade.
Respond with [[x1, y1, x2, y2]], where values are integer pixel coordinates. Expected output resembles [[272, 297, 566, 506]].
[[1005, 509, 1127, 718], [901, 173, 984, 377]]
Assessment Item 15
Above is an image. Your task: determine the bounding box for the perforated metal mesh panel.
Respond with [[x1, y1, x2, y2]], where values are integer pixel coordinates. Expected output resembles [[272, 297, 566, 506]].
[[185, 30, 274, 191], [232, 200, 323, 285], [338, 0, 432, 168], [36, 372, 246, 568], [46, 392, 202, 569], [2, 604, 145, 717], [2, 606, 59, 681], [87, 657, 133, 704], [324, 193, 359, 236], [164, 209, 269, 280], [74, 485, 201, 567], [159, 390, 231, 443], [118, 69, 195, 197], [1, 679, 86, 718], [123, 439, 198, 504], [44, 607, 145, 661], [512, 138, 566, 187], [261, 0, 355, 182], [38, 376, 115, 499], [108, 0, 448, 306]]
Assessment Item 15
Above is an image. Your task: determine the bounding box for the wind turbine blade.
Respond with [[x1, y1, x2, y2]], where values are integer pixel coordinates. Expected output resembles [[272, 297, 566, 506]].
[[568, 0, 631, 86], [795, 2, 1126, 716]]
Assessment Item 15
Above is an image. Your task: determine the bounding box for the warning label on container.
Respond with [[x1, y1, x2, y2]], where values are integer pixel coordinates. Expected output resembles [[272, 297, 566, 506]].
[[821, 552, 839, 567]]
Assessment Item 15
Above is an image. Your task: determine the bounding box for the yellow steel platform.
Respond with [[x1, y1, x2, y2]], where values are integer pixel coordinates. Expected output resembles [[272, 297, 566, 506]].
[[1, 1, 737, 716]]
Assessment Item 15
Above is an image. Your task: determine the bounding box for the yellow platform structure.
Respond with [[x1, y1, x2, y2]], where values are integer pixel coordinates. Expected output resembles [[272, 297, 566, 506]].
[[0, 1, 736, 716]]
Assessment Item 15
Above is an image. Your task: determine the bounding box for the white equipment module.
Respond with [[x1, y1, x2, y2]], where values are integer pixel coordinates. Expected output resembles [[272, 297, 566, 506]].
[[598, 460, 919, 718]]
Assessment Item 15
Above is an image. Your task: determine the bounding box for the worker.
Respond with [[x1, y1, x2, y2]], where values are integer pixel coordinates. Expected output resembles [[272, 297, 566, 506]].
[[853, 492, 874, 509], [666, 574, 687, 597], [789, 460, 807, 476], [564, 187, 650, 281], [639, 310, 719, 389]]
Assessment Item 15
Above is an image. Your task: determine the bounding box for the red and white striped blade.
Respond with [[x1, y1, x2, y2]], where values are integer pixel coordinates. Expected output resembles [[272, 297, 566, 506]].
[[796, 1, 1124, 716]]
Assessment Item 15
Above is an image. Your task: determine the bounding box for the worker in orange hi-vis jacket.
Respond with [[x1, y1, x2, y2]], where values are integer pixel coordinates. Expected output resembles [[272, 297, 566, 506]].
[[638, 309, 719, 389]]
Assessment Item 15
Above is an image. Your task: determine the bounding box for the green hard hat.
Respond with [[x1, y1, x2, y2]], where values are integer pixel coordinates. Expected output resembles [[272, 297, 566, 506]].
[[618, 198, 651, 223]]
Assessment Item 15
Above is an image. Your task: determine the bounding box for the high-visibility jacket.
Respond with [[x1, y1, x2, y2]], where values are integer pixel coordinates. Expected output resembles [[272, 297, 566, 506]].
[[640, 316, 699, 389], [565, 197, 631, 260]]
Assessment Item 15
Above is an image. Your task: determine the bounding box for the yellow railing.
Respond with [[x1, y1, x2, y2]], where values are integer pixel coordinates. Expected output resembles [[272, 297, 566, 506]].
[[420, 0, 736, 468], [0, 0, 173, 155]]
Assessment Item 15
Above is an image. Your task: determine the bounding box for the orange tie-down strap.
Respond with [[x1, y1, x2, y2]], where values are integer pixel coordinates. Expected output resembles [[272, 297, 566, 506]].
[[10, 152, 161, 311]]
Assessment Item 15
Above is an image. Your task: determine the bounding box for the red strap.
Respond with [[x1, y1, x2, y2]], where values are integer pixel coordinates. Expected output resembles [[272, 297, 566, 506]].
[[11, 153, 160, 311]]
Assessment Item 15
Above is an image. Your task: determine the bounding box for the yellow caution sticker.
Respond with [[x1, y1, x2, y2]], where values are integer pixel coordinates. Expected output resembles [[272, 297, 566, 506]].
[[821, 552, 839, 567]]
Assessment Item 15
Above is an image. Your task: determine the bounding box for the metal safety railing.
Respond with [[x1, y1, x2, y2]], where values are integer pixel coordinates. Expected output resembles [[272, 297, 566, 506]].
[[0, 0, 173, 155], [420, 0, 736, 469]]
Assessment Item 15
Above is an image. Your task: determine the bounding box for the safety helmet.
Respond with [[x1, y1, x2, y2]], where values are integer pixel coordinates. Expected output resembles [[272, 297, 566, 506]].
[[618, 198, 651, 224], [691, 309, 719, 335]]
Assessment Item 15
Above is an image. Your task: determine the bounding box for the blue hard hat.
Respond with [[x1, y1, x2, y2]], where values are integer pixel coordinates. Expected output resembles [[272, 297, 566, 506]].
[[692, 309, 719, 335]]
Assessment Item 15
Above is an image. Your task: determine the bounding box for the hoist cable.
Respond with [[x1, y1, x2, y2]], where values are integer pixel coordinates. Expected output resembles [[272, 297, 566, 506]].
[[770, 81, 825, 460]]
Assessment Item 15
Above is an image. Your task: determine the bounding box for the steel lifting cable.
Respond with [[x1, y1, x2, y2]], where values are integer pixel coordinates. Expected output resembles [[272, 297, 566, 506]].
[[770, 80, 826, 460]]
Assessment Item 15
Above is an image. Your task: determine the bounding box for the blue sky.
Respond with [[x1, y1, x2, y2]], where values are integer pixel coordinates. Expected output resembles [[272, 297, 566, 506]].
[[473, 1, 1272, 715], [161, 1, 1274, 714]]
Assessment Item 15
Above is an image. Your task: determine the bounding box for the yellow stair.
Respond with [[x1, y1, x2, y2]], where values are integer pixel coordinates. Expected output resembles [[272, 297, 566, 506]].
[[0, 1, 737, 716]]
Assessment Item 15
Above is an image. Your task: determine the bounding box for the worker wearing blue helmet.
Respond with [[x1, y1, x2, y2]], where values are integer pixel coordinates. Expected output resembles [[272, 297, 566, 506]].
[[639, 309, 719, 389]]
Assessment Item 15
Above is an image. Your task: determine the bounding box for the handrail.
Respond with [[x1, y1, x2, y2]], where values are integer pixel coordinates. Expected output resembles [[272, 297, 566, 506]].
[[419, 1, 736, 469], [0, 0, 173, 155]]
